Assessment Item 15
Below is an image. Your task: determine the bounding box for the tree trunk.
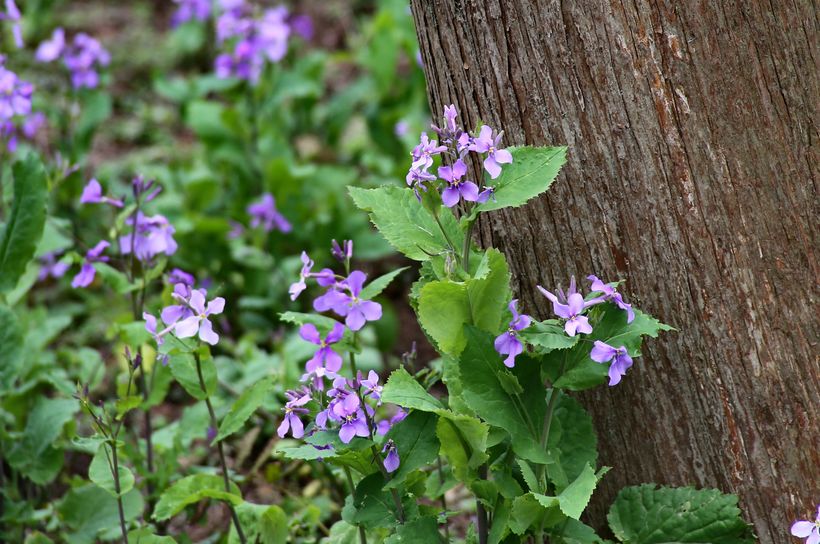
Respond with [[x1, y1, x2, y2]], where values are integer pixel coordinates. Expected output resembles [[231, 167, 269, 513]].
[[410, 1, 818, 542]]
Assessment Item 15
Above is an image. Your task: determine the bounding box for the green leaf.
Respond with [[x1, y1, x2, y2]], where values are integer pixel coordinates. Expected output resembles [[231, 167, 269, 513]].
[[381, 367, 444, 412], [216, 376, 276, 442], [0, 155, 47, 293], [547, 395, 598, 491], [88, 444, 135, 498], [7, 397, 79, 483], [546, 306, 672, 391], [607, 484, 754, 544], [127, 528, 177, 543], [518, 459, 540, 492], [154, 474, 242, 521], [168, 351, 216, 401], [230, 502, 288, 544], [115, 395, 143, 420], [417, 280, 470, 356], [465, 146, 567, 221], [360, 266, 409, 300], [349, 185, 463, 261], [384, 516, 441, 543], [466, 248, 511, 332], [0, 305, 23, 391], [489, 498, 512, 544], [458, 327, 547, 463], [510, 493, 560, 535], [549, 519, 605, 543], [384, 411, 440, 489], [341, 472, 401, 529], [436, 414, 489, 482], [59, 485, 144, 544], [556, 464, 599, 519], [520, 320, 579, 353]]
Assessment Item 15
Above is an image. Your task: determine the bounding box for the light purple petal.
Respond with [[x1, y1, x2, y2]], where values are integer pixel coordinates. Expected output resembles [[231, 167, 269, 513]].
[[384, 449, 400, 473], [590, 341, 616, 363], [198, 318, 219, 345], [441, 185, 461, 208], [345, 309, 366, 331], [483, 155, 502, 179], [206, 297, 225, 316], [339, 423, 356, 444], [324, 349, 343, 373], [161, 305, 188, 325], [345, 270, 367, 297], [358, 300, 382, 321], [289, 413, 304, 439], [299, 323, 322, 345], [276, 418, 290, 438], [174, 315, 201, 338], [326, 322, 345, 344], [460, 181, 479, 202], [567, 293, 585, 316], [71, 263, 96, 288], [494, 148, 513, 164]]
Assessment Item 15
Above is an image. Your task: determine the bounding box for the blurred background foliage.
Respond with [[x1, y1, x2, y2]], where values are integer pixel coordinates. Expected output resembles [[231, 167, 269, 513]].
[[0, 1, 434, 541]]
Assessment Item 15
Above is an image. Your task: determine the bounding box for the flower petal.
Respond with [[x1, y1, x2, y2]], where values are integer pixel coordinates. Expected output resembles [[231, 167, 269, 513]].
[[206, 296, 225, 315], [174, 315, 201, 338], [198, 318, 219, 345]]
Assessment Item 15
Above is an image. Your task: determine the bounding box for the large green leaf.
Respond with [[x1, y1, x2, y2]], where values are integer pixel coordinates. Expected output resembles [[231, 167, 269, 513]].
[[384, 516, 441, 544], [229, 502, 288, 544], [465, 146, 567, 221], [436, 414, 489, 482], [547, 395, 598, 490], [88, 444, 135, 498], [381, 367, 444, 412], [7, 396, 79, 483], [607, 484, 754, 543], [341, 472, 401, 530], [0, 155, 48, 293], [384, 411, 440, 489], [216, 376, 276, 442], [349, 185, 463, 261], [416, 249, 510, 357], [154, 474, 242, 521], [59, 485, 144, 544], [0, 304, 23, 391], [544, 305, 672, 391], [458, 327, 547, 463]]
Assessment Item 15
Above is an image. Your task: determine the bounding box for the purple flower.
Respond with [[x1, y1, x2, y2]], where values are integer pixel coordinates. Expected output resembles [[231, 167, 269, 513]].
[[405, 166, 436, 200], [792, 506, 820, 544], [394, 120, 409, 137], [248, 193, 291, 233], [173, 290, 226, 345], [120, 212, 178, 261], [21, 111, 45, 139], [537, 279, 593, 336], [411, 132, 447, 170], [470, 125, 513, 179], [313, 270, 382, 331], [476, 185, 496, 203], [289, 251, 313, 300], [288, 13, 313, 41], [227, 220, 245, 240], [257, 7, 290, 63], [277, 388, 311, 439], [168, 268, 195, 287], [360, 370, 383, 404], [382, 440, 400, 473], [300, 322, 345, 377], [439, 159, 479, 208], [143, 312, 173, 346], [1, 0, 23, 48], [0, 63, 33, 122], [63, 33, 110, 89], [80, 178, 124, 208], [35, 28, 65, 62], [38, 251, 70, 281], [71, 240, 109, 288], [376, 409, 407, 436], [590, 341, 634, 386], [339, 409, 370, 444], [161, 284, 202, 326], [494, 300, 532, 368], [172, 0, 211, 27], [587, 275, 635, 323]]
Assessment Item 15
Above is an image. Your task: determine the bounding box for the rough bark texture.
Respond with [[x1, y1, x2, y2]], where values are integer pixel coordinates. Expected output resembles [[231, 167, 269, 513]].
[[410, 1, 818, 541]]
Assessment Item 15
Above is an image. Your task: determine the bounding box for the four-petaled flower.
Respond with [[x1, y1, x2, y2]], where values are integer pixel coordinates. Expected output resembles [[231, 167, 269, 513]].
[[590, 340, 633, 386], [277, 388, 311, 439], [313, 270, 382, 331], [439, 159, 479, 208], [360, 370, 383, 404], [588, 274, 635, 323], [174, 290, 225, 345], [494, 299, 531, 367], [300, 322, 345, 377], [791, 505, 820, 544], [411, 132, 447, 170], [537, 279, 593, 336], [470, 125, 513, 179], [71, 240, 110, 288]]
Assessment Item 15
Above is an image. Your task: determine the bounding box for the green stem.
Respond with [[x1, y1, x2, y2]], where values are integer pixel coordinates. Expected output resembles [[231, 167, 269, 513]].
[[432, 207, 457, 254], [535, 388, 562, 543], [109, 442, 129, 544], [462, 215, 475, 271], [437, 456, 451, 542], [343, 467, 368, 544], [195, 353, 247, 544], [476, 464, 489, 544]]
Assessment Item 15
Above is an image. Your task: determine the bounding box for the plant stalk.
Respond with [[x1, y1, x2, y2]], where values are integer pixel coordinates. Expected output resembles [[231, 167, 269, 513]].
[[437, 456, 451, 542], [343, 467, 368, 544], [476, 464, 489, 544], [109, 443, 129, 544], [195, 353, 247, 544]]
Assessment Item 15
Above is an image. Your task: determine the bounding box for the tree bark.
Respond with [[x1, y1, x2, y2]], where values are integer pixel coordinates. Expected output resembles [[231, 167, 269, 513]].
[[410, 1, 818, 542]]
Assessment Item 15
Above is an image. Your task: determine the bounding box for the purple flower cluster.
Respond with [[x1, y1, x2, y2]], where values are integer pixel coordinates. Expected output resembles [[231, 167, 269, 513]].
[[215, 2, 291, 83], [0, 57, 33, 122], [494, 275, 638, 385], [35, 29, 110, 89], [144, 270, 226, 346], [289, 243, 383, 332], [171, 0, 211, 27], [792, 505, 820, 544], [120, 212, 178, 262], [71, 240, 109, 288], [247, 193, 291, 233], [405, 104, 511, 205]]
